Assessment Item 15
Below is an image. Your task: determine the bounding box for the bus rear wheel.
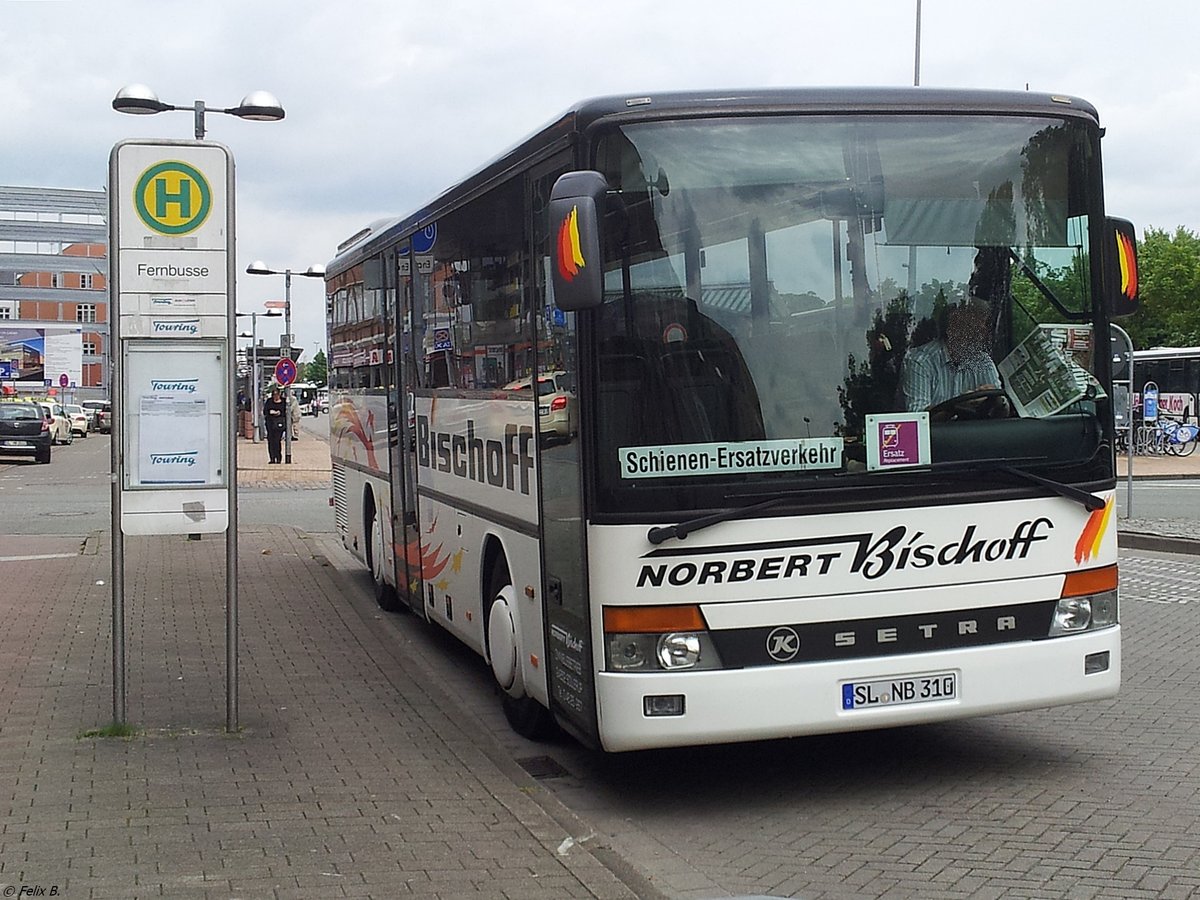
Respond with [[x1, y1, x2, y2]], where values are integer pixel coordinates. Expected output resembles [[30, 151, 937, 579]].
[[485, 562, 557, 741]]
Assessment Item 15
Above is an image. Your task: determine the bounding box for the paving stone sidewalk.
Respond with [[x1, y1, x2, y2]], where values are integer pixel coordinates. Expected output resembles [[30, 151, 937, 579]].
[[0, 525, 645, 899]]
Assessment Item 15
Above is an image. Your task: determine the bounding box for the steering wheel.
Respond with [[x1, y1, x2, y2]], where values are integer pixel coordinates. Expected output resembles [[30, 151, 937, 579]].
[[928, 387, 1010, 422]]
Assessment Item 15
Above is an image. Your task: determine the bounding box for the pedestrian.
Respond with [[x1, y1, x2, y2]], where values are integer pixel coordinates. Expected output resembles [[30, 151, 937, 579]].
[[263, 386, 287, 464], [288, 389, 301, 440]]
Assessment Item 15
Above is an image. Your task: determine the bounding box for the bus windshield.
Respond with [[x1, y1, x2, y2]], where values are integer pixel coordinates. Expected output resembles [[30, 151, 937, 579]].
[[590, 113, 1107, 514]]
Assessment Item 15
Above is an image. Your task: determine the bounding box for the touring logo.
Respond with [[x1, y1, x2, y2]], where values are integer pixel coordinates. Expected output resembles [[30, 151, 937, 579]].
[[636, 519, 1055, 589], [149, 451, 199, 467], [151, 319, 200, 336], [150, 378, 199, 393], [134, 161, 212, 235]]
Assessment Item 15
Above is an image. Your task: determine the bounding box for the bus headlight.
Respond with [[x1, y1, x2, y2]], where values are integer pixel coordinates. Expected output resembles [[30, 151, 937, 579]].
[[1050, 597, 1092, 635], [606, 631, 722, 671], [603, 605, 723, 671], [1050, 564, 1119, 637], [657, 632, 701, 669], [1048, 590, 1119, 635], [608, 635, 652, 670]]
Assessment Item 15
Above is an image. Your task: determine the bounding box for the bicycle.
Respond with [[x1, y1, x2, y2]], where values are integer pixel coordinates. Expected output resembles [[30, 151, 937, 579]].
[[1138, 416, 1200, 457]]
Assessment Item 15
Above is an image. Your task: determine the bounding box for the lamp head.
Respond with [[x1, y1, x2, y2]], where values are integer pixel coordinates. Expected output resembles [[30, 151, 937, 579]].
[[112, 83, 171, 115], [229, 91, 285, 123], [246, 261, 276, 276]]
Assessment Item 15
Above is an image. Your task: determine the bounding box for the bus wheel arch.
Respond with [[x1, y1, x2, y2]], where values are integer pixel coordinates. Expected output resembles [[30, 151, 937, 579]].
[[365, 487, 399, 612], [482, 540, 557, 740]]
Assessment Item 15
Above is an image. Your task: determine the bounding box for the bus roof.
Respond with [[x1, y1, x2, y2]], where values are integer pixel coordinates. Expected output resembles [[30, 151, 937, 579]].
[[326, 86, 1101, 278]]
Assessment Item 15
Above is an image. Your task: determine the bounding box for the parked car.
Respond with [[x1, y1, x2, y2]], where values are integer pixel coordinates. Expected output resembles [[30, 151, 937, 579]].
[[0, 402, 52, 464], [64, 404, 90, 438], [81, 400, 112, 434], [34, 401, 74, 445], [503, 370, 578, 441]]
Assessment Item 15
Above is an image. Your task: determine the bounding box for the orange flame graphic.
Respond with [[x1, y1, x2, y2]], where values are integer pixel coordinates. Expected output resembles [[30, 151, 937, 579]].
[[1117, 232, 1138, 300], [556, 205, 586, 282], [1074, 497, 1113, 564]]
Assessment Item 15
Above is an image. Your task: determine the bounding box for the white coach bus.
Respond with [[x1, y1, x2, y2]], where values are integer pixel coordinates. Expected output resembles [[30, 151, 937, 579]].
[[325, 88, 1138, 752]]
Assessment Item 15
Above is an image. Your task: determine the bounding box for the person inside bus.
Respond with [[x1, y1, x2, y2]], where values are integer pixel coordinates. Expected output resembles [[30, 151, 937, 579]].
[[901, 296, 1003, 412], [263, 386, 287, 464]]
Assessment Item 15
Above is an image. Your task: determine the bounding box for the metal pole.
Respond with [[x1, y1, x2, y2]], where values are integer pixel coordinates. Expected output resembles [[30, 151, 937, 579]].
[[283, 271, 293, 465], [1111, 323, 1134, 517], [907, 1, 921, 299], [913, 0, 922, 87], [226, 153, 238, 734], [107, 155, 125, 727], [1127, 351, 1135, 515], [251, 314, 260, 442], [111, 343, 125, 726], [193, 100, 207, 141]]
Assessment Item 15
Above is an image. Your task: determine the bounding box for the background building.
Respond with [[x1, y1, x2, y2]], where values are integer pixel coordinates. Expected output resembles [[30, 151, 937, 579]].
[[0, 185, 108, 399]]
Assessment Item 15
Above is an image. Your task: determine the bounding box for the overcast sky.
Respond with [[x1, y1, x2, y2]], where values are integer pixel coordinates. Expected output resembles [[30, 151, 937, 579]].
[[2, 0, 1197, 359]]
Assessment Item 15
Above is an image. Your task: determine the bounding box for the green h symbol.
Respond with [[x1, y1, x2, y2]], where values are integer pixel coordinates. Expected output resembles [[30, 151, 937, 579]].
[[155, 175, 192, 219]]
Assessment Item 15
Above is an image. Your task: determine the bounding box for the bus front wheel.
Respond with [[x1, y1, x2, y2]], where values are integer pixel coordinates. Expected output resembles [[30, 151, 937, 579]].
[[367, 502, 400, 612], [485, 563, 557, 741]]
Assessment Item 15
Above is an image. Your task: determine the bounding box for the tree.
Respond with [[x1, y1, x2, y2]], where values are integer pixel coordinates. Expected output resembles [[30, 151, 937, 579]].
[[304, 349, 327, 385], [1124, 226, 1200, 349]]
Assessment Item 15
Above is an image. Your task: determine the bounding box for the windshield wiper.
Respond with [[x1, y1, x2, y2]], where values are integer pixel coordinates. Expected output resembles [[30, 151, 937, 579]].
[[996, 465, 1106, 511], [647, 495, 794, 545], [906, 457, 1104, 511]]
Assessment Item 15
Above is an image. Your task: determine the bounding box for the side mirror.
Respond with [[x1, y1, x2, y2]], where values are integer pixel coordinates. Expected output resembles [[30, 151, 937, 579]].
[[1106, 217, 1139, 318], [548, 171, 608, 311]]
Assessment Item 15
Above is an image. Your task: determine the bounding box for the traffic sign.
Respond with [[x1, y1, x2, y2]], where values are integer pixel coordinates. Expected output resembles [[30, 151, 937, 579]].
[[274, 357, 297, 386], [263, 300, 286, 309], [59, 373, 70, 388]]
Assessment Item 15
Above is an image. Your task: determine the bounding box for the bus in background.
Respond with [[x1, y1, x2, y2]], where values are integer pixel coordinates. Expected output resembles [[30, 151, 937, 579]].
[[325, 88, 1138, 752], [293, 382, 325, 416], [1128, 347, 1200, 420]]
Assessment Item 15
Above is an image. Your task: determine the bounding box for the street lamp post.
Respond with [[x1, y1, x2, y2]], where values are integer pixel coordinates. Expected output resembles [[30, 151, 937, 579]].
[[246, 262, 325, 464], [112, 84, 285, 140], [236, 310, 281, 442]]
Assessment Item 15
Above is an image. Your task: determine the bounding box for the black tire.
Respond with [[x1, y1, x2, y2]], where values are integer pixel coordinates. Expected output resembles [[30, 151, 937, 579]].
[[36, 448, 50, 465], [368, 503, 401, 612], [485, 562, 558, 741]]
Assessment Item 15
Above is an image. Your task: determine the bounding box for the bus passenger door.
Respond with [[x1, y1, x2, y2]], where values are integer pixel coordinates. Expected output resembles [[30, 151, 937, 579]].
[[390, 246, 424, 613], [532, 159, 600, 746]]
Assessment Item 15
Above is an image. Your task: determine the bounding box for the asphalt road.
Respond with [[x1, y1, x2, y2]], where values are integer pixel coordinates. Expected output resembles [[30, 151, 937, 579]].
[[3, 433, 1198, 897], [0, 415, 335, 534]]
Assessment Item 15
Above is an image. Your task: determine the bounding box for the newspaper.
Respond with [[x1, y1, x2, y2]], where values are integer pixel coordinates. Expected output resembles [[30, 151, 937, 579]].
[[998, 325, 1100, 418]]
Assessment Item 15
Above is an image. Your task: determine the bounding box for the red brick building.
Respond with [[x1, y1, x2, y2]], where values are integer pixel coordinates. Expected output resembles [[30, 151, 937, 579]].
[[0, 186, 109, 395]]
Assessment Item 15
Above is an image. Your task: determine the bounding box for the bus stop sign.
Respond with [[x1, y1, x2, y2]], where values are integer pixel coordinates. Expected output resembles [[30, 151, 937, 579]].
[[274, 357, 297, 386]]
